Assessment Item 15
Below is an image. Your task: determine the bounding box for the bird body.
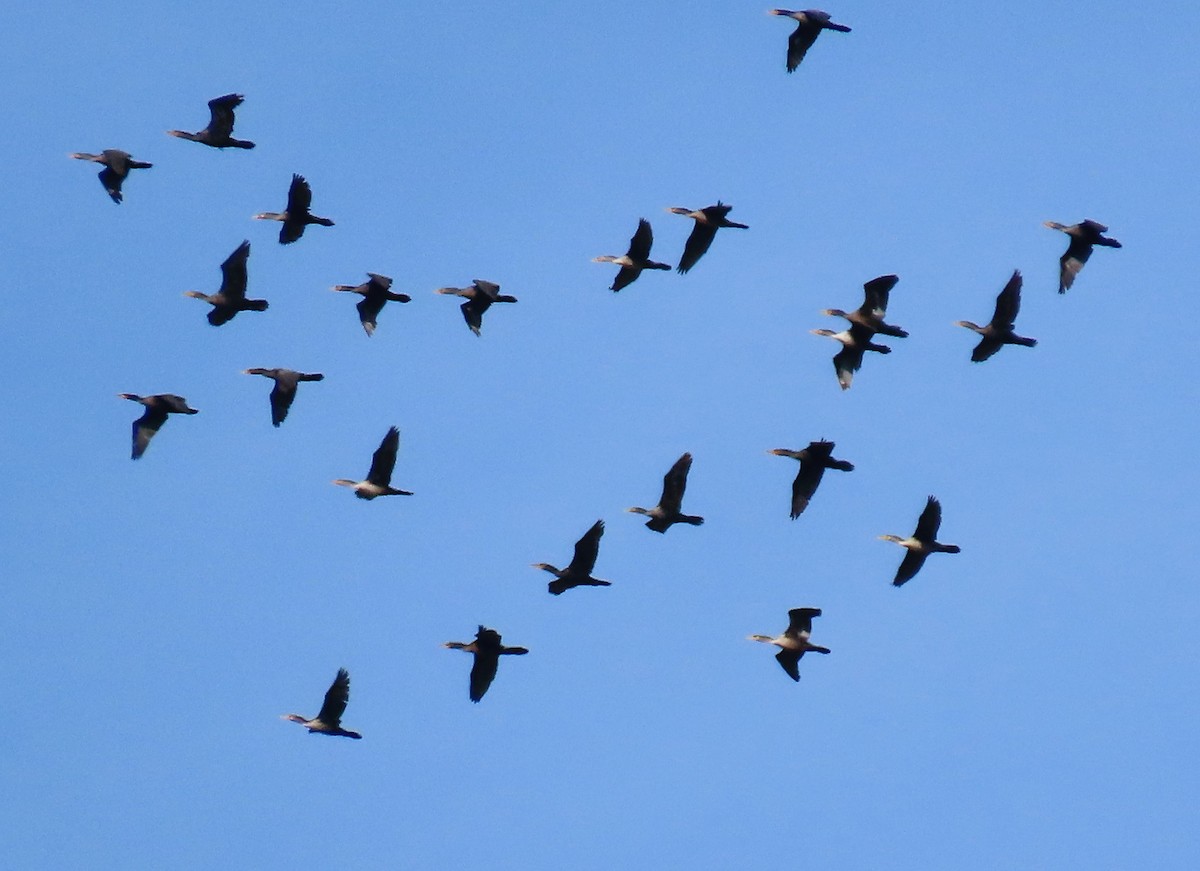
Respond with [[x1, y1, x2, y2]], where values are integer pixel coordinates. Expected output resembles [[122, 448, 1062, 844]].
[[957, 270, 1037, 362], [811, 324, 891, 390], [628, 453, 704, 533], [333, 273, 411, 336], [243, 368, 324, 426], [333, 426, 413, 499], [1044, 219, 1121, 293], [183, 240, 268, 326], [444, 626, 528, 702], [769, 9, 851, 73], [880, 496, 961, 586], [168, 93, 255, 149], [254, 174, 334, 244], [533, 520, 610, 594], [667, 202, 748, 274], [749, 607, 830, 681], [769, 440, 854, 518], [436, 279, 516, 335], [71, 149, 152, 203], [823, 274, 908, 338], [593, 219, 671, 291], [119, 393, 198, 459], [282, 668, 362, 738]]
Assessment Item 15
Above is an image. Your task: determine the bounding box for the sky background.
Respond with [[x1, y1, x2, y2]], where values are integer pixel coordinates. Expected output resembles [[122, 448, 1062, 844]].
[[2, 2, 1198, 869]]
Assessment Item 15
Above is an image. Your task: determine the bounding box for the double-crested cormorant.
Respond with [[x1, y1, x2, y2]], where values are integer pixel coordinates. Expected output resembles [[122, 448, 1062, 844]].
[[627, 453, 704, 533], [769, 9, 851, 73], [281, 668, 362, 739], [811, 323, 891, 390], [167, 93, 256, 149], [436, 280, 516, 336], [444, 626, 528, 702], [1044, 219, 1121, 293], [749, 607, 830, 681], [118, 393, 198, 460], [593, 219, 671, 291], [880, 496, 961, 587], [70, 149, 152, 203], [333, 426, 413, 499], [666, 202, 748, 274], [823, 274, 908, 338], [333, 273, 411, 336], [254, 174, 334, 244], [769, 440, 854, 518], [183, 240, 268, 326], [243, 368, 324, 426], [533, 520, 610, 595], [957, 270, 1037, 362]]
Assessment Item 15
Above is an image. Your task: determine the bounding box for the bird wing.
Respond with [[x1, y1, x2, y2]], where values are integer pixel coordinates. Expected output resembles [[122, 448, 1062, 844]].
[[832, 344, 864, 390], [206, 93, 243, 139], [268, 375, 299, 426], [658, 453, 692, 514], [786, 607, 821, 637], [472, 279, 501, 299], [914, 496, 943, 541], [218, 240, 251, 301], [628, 219, 654, 262], [862, 274, 899, 316], [356, 297, 383, 336], [316, 668, 351, 726], [785, 21, 820, 72], [677, 222, 717, 274], [790, 460, 825, 518], [468, 652, 499, 702], [286, 174, 313, 214], [567, 519, 605, 575], [992, 270, 1022, 329], [1059, 238, 1092, 292], [460, 299, 485, 335], [98, 166, 123, 203], [970, 335, 1003, 363], [775, 650, 802, 681], [610, 265, 641, 292], [366, 427, 400, 486], [131, 407, 168, 459], [893, 549, 928, 587], [206, 306, 237, 327]]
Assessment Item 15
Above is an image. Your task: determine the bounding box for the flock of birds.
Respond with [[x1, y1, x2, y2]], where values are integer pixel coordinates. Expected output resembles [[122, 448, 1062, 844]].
[[72, 10, 1123, 739]]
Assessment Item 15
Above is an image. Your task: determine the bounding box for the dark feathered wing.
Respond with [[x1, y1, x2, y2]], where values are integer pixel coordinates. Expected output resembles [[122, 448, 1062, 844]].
[[775, 649, 802, 681], [367, 427, 400, 486], [207, 93, 243, 139], [628, 219, 654, 261], [786, 22, 821, 72], [659, 453, 692, 514], [677, 223, 717, 274], [218, 241, 251, 301], [468, 653, 499, 703], [567, 520, 604, 575], [316, 668, 351, 726], [786, 607, 821, 636], [913, 496, 943, 542]]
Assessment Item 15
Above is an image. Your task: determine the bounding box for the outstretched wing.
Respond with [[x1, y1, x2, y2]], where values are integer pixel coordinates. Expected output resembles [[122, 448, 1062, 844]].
[[567, 519, 604, 575], [316, 668, 351, 726], [658, 453, 692, 513], [893, 549, 928, 587], [286, 174, 313, 214], [219, 240, 251, 301], [786, 607, 821, 637], [992, 270, 1022, 329], [268, 376, 298, 427], [468, 653, 499, 703], [677, 222, 717, 274], [775, 649, 802, 681], [913, 496, 943, 542], [786, 22, 820, 72], [366, 427, 400, 486], [628, 218, 654, 261], [206, 93, 243, 139]]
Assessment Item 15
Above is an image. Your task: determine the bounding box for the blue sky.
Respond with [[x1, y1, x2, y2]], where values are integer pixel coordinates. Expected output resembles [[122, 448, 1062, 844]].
[[2, 3, 1198, 869]]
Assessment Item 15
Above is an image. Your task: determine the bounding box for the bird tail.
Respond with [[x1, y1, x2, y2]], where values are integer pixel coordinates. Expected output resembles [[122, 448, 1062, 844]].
[[299, 373, 325, 382], [828, 460, 855, 472], [810, 645, 832, 654], [681, 515, 704, 526], [314, 217, 335, 227], [826, 22, 851, 32], [246, 299, 269, 312]]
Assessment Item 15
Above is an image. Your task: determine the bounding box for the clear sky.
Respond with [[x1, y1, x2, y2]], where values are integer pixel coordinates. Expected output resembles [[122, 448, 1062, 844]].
[[2, 3, 1198, 869]]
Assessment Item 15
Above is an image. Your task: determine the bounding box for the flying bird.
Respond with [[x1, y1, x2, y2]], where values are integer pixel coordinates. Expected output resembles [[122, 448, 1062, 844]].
[[627, 453, 705, 533], [243, 368, 324, 426], [769, 9, 851, 73], [823, 274, 908, 338], [118, 393, 198, 459], [167, 93, 255, 149], [532, 520, 610, 595], [70, 149, 152, 203], [593, 219, 672, 291], [957, 270, 1037, 362], [768, 440, 854, 518], [879, 496, 961, 587], [333, 273, 411, 336], [436, 280, 516, 336], [749, 607, 830, 681], [332, 426, 413, 500], [1044, 219, 1121, 293], [183, 240, 268, 326], [281, 668, 362, 739], [254, 174, 334, 244], [666, 202, 748, 274], [444, 626, 528, 703], [811, 323, 891, 390]]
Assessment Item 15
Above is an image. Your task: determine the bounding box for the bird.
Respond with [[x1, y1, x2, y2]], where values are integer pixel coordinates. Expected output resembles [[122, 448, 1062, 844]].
[[768, 440, 854, 518], [333, 273, 411, 336], [769, 9, 851, 73], [666, 202, 748, 274], [254, 174, 334, 244], [332, 426, 414, 499], [532, 520, 610, 595], [444, 626, 528, 702], [243, 368, 324, 426], [627, 453, 705, 533], [281, 668, 362, 739], [70, 149, 152, 203], [1044, 219, 1122, 293], [118, 393, 198, 460], [823, 274, 908, 338], [749, 608, 830, 681], [436, 280, 517, 335], [182, 240, 268, 326], [957, 270, 1037, 362], [167, 93, 255, 149], [593, 219, 672, 291], [811, 323, 891, 390], [879, 496, 961, 587]]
